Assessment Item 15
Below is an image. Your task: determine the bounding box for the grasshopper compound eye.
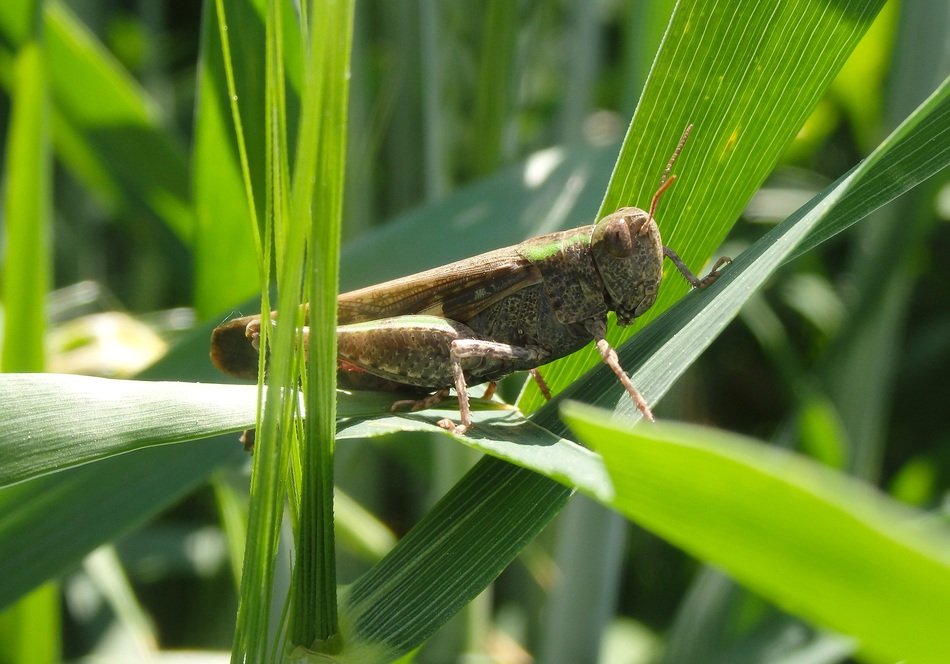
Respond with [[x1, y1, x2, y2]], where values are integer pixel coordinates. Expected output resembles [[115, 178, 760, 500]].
[[598, 216, 636, 258]]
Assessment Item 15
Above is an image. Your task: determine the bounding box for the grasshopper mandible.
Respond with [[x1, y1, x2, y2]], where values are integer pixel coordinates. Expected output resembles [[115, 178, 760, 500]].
[[210, 125, 730, 434]]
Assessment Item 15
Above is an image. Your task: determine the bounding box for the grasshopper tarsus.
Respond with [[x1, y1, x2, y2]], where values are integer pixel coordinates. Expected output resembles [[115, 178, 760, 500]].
[[701, 255, 733, 286], [438, 418, 469, 436], [392, 388, 473, 435]]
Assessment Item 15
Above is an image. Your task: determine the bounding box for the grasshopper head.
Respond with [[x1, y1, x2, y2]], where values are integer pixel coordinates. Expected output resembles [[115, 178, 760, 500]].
[[591, 207, 664, 326], [210, 314, 264, 380]]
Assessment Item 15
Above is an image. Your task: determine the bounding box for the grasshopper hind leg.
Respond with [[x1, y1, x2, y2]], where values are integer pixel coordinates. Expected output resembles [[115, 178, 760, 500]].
[[445, 339, 547, 435], [337, 315, 547, 434]]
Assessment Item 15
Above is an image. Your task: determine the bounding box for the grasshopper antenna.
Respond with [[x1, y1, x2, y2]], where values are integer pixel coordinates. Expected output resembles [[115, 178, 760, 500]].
[[648, 123, 693, 222], [654, 123, 732, 288]]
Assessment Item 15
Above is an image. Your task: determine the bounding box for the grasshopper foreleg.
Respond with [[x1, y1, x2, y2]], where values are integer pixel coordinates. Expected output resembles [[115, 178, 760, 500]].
[[663, 246, 731, 289]]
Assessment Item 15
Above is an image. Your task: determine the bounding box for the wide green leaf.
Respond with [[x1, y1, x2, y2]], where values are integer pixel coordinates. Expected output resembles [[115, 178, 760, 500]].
[[0, 374, 258, 486], [562, 403, 950, 664]]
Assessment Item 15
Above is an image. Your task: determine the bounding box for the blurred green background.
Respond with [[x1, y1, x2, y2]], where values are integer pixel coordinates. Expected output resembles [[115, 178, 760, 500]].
[[0, 1, 947, 662]]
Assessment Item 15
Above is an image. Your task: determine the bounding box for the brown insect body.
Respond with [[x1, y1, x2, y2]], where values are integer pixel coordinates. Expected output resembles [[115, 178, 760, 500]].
[[211, 210, 663, 386], [210, 126, 729, 433]]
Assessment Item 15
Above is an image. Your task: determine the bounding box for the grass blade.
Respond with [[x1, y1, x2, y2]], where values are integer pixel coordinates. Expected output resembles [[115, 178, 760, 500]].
[[0, 7, 58, 660], [2, 31, 49, 374], [294, 0, 353, 651]]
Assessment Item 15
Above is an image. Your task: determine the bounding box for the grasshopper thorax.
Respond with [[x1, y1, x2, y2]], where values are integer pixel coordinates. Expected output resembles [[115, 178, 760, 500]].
[[590, 207, 664, 326]]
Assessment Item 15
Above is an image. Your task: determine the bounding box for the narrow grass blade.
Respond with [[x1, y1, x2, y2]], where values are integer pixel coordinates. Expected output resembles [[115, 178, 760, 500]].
[[0, 16, 59, 660], [2, 32, 49, 372], [293, 0, 353, 650]]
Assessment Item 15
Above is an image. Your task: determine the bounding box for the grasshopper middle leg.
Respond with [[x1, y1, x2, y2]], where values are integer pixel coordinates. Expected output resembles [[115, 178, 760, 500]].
[[584, 318, 655, 422]]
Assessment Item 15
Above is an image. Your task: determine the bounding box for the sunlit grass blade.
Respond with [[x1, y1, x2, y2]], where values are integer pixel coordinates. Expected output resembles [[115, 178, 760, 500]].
[[561, 404, 950, 664], [2, 33, 49, 372], [294, 0, 353, 652], [230, 0, 296, 656], [0, 10, 57, 660], [232, 0, 353, 657], [518, 0, 887, 413]]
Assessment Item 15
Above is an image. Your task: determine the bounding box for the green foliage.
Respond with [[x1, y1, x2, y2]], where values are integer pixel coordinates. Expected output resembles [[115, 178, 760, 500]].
[[0, 0, 947, 661], [563, 404, 950, 664]]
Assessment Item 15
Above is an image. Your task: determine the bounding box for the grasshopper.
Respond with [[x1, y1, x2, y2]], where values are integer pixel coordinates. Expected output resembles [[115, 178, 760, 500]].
[[210, 125, 729, 434]]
